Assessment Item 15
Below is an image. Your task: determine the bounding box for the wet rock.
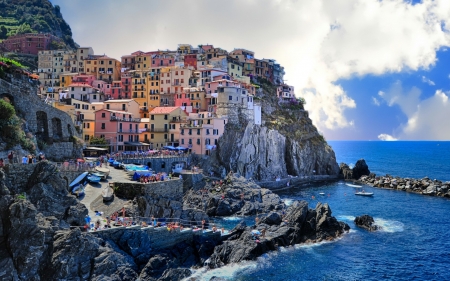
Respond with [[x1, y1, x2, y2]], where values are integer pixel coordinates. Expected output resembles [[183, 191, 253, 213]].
[[354, 215, 379, 231]]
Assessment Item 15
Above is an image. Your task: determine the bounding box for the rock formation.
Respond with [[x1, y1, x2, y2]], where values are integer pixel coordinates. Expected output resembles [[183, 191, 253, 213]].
[[339, 159, 371, 180], [207, 200, 349, 268], [354, 215, 379, 231], [183, 174, 285, 217]]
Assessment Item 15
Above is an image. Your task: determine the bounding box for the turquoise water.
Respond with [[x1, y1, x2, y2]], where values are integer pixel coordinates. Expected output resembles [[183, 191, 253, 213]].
[[191, 141, 450, 280]]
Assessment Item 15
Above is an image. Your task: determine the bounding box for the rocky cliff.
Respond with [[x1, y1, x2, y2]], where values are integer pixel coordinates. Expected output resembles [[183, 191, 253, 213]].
[[213, 80, 339, 181]]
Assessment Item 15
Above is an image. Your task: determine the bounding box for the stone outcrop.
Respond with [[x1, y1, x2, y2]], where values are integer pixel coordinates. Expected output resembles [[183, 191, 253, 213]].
[[339, 159, 370, 180], [207, 200, 349, 268], [359, 174, 450, 198], [183, 175, 285, 217], [354, 215, 379, 231], [216, 123, 339, 181]]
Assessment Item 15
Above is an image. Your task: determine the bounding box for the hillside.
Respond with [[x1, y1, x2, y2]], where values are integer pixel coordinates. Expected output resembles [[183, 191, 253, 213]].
[[0, 0, 76, 48]]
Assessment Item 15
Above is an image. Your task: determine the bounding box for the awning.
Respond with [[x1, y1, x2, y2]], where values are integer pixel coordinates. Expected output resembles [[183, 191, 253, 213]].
[[83, 147, 109, 151], [124, 142, 150, 146]]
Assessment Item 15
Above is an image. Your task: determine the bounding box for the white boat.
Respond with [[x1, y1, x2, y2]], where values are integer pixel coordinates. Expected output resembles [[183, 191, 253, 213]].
[[95, 166, 110, 177], [355, 191, 374, 196], [319, 192, 325, 195], [346, 183, 363, 188]]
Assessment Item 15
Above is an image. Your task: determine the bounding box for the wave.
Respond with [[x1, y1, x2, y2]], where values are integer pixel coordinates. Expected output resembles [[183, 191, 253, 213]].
[[337, 215, 356, 221], [374, 218, 404, 233], [283, 199, 294, 206], [222, 216, 244, 221], [186, 260, 259, 281], [345, 183, 363, 188]]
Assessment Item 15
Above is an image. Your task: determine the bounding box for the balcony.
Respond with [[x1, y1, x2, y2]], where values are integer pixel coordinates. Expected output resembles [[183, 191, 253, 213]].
[[146, 128, 168, 132], [140, 107, 149, 112], [110, 116, 141, 122]]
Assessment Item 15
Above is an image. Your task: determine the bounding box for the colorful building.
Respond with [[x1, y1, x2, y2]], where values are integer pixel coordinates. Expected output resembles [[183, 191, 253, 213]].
[[147, 107, 187, 149], [1, 33, 62, 55]]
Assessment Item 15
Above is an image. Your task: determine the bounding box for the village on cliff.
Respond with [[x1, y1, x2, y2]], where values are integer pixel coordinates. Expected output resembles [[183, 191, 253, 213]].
[[2, 34, 300, 154]]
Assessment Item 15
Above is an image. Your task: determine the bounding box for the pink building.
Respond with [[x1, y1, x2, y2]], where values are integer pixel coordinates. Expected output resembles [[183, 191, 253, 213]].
[[121, 71, 132, 99], [72, 74, 96, 86], [151, 54, 175, 67], [179, 111, 227, 155], [94, 100, 147, 152], [93, 80, 112, 97], [1, 33, 62, 55], [110, 80, 122, 100]]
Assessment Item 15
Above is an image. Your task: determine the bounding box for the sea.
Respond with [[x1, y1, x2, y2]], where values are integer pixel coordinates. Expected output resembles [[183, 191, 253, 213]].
[[189, 141, 450, 281]]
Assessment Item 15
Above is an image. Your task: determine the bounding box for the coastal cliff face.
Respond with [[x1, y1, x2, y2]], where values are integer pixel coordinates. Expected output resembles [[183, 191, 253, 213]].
[[214, 81, 339, 181]]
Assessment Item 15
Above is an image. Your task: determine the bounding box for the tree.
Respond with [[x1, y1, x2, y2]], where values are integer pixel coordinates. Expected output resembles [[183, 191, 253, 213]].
[[15, 23, 34, 35], [0, 99, 15, 121], [89, 136, 108, 146]]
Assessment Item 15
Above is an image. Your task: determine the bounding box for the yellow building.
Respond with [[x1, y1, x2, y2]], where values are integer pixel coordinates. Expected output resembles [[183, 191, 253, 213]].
[[147, 67, 161, 109], [147, 107, 187, 149], [227, 60, 243, 78], [135, 53, 151, 71], [131, 70, 147, 107], [60, 73, 78, 88]]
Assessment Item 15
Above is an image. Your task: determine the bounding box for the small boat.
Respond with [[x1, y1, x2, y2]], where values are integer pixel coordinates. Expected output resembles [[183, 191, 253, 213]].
[[71, 182, 85, 197], [346, 183, 363, 188], [87, 175, 101, 183], [108, 158, 115, 165], [355, 191, 374, 196], [112, 160, 122, 169], [69, 172, 89, 189], [319, 192, 325, 195], [95, 166, 110, 177], [91, 171, 107, 180]]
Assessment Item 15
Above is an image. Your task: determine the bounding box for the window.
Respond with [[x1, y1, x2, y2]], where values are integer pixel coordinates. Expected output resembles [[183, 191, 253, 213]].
[[101, 123, 105, 129], [188, 139, 192, 144], [206, 129, 210, 135], [101, 113, 106, 118], [197, 129, 200, 135], [229, 95, 232, 101], [84, 135, 90, 141], [181, 139, 184, 144], [93, 95, 97, 100], [181, 129, 184, 135], [164, 115, 168, 120], [197, 139, 200, 145], [151, 134, 154, 139], [181, 71, 184, 75], [122, 104, 126, 110], [151, 115, 154, 120]]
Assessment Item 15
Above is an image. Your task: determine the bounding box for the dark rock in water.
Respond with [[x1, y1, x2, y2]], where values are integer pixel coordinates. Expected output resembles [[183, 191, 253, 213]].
[[340, 159, 371, 180], [207, 200, 349, 269], [354, 215, 379, 231], [210, 277, 228, 281], [353, 159, 370, 180], [158, 268, 192, 281]]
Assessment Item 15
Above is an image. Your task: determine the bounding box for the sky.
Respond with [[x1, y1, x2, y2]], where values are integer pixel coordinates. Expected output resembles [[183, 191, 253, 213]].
[[50, 0, 450, 140]]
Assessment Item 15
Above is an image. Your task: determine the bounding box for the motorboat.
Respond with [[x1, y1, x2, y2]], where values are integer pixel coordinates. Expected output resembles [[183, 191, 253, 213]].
[[346, 183, 363, 188], [87, 175, 101, 183], [91, 171, 107, 180], [69, 172, 89, 190], [355, 191, 374, 196], [319, 192, 325, 195], [95, 166, 110, 177]]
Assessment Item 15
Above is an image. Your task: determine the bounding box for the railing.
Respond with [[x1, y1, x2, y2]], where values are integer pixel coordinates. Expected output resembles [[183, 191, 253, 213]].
[[146, 128, 168, 132], [110, 116, 141, 122]]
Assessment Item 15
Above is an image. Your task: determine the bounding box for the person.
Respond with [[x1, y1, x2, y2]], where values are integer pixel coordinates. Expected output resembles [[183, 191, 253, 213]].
[[28, 154, 33, 164], [0, 158, 4, 168], [121, 207, 126, 218], [261, 228, 266, 238], [22, 155, 28, 165], [7, 151, 13, 164], [255, 217, 259, 225], [212, 225, 217, 232], [201, 219, 206, 230]]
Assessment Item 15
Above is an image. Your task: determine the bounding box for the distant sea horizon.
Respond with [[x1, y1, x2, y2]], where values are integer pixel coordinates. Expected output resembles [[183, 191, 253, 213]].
[[328, 140, 450, 181]]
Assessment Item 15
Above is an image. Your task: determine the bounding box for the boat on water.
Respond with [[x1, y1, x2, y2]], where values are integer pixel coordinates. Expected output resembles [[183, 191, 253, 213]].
[[95, 166, 110, 177], [86, 175, 101, 183], [319, 192, 325, 195], [346, 183, 363, 188], [355, 191, 374, 197]]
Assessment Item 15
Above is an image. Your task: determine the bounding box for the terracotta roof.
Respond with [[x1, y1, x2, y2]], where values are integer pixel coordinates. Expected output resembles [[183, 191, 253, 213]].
[[150, 107, 179, 114], [68, 83, 93, 88]]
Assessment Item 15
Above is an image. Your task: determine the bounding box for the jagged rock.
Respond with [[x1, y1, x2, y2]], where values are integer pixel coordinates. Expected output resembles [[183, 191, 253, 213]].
[[354, 215, 379, 231], [207, 200, 349, 269], [259, 211, 282, 226], [352, 159, 370, 180], [158, 268, 192, 281], [339, 163, 353, 179]]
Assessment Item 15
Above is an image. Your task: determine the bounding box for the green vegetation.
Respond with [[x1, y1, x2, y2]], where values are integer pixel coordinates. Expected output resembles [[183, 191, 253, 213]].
[[16, 193, 27, 200], [0, 57, 27, 69], [0, 0, 77, 48], [89, 136, 108, 146], [0, 99, 15, 120]]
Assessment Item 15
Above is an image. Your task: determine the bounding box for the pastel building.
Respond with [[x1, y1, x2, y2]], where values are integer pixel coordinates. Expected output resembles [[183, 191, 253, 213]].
[[68, 83, 104, 102], [1, 33, 62, 55], [277, 84, 295, 101], [179, 112, 227, 155], [147, 107, 187, 149], [37, 50, 71, 89], [94, 100, 145, 152]]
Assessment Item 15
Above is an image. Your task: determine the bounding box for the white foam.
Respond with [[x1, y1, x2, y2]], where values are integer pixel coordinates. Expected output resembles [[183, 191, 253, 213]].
[[187, 260, 258, 281], [222, 216, 243, 221], [283, 199, 294, 206], [374, 218, 404, 233], [337, 215, 356, 221]]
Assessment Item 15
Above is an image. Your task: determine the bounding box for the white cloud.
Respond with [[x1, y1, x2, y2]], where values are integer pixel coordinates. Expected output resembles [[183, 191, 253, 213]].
[[372, 96, 381, 106], [52, 0, 450, 134], [378, 134, 398, 141], [421, 76, 435, 86], [378, 82, 450, 140]]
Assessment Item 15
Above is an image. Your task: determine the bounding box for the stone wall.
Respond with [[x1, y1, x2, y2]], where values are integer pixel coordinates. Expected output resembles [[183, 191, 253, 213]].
[[42, 142, 78, 162], [2, 162, 84, 191], [113, 179, 183, 200], [0, 76, 82, 160], [180, 172, 205, 192]]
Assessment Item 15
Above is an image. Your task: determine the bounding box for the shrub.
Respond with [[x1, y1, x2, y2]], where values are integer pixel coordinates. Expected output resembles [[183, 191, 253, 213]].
[[0, 99, 15, 120]]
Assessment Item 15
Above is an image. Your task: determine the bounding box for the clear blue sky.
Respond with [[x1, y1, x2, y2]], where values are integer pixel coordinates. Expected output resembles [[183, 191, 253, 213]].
[[50, 0, 450, 140]]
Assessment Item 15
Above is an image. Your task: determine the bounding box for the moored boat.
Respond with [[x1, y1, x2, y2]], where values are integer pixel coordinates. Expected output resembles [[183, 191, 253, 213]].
[[69, 172, 89, 189], [95, 166, 110, 177], [87, 175, 101, 183], [355, 191, 374, 196]]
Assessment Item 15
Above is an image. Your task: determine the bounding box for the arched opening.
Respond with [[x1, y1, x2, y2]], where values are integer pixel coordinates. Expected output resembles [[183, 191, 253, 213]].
[[161, 161, 165, 169], [67, 124, 73, 138], [147, 162, 152, 168], [36, 111, 49, 140], [0, 93, 15, 107], [51, 117, 63, 140]]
